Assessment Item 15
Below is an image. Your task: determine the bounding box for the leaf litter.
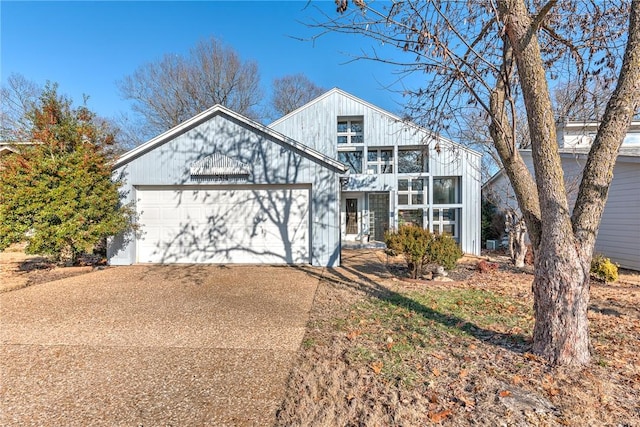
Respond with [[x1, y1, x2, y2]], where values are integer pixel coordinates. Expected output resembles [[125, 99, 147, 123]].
[[275, 250, 640, 426]]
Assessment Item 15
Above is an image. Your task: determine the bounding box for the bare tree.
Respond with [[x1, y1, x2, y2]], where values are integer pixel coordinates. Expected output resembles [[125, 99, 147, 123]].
[[0, 73, 40, 141], [269, 73, 325, 119], [554, 79, 614, 121], [118, 37, 262, 137], [320, 0, 640, 365]]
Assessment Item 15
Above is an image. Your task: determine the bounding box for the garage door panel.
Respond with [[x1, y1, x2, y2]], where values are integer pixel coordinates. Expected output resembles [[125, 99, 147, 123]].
[[137, 188, 310, 264]]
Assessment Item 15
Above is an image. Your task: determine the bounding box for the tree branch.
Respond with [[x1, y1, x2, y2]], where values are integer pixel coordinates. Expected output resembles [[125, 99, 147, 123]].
[[571, 0, 640, 253]]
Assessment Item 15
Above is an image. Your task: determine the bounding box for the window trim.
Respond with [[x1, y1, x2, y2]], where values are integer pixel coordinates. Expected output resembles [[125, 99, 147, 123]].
[[397, 178, 426, 206], [397, 147, 428, 174], [337, 117, 364, 145], [366, 148, 394, 174]]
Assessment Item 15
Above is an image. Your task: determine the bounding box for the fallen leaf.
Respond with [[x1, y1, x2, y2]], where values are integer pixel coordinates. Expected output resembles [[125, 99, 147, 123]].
[[459, 369, 469, 379], [428, 409, 452, 423], [432, 367, 441, 377], [371, 361, 383, 374], [499, 390, 511, 397], [346, 330, 361, 340], [547, 387, 560, 396]]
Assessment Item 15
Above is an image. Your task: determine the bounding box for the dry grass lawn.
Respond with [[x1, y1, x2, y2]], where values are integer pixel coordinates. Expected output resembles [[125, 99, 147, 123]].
[[276, 250, 640, 426]]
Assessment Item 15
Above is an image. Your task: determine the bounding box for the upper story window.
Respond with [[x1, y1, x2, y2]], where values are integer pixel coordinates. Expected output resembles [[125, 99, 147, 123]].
[[367, 148, 393, 174], [338, 149, 363, 174], [337, 118, 364, 144], [397, 148, 428, 173], [397, 178, 426, 205], [433, 177, 460, 204]]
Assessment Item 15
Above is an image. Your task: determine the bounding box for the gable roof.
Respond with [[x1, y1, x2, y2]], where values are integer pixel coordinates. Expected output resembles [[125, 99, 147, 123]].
[[113, 104, 348, 173], [269, 87, 482, 158]]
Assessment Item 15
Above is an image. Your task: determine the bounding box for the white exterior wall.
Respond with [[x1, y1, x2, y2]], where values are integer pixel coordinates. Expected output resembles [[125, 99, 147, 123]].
[[108, 109, 344, 267], [270, 88, 482, 256]]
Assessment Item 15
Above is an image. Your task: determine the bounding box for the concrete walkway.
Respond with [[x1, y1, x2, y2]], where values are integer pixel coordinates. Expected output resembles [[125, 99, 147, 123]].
[[0, 264, 320, 426]]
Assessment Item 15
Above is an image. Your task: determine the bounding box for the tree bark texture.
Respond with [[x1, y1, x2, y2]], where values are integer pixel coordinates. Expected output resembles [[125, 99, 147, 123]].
[[499, 0, 591, 365], [496, 0, 640, 365]]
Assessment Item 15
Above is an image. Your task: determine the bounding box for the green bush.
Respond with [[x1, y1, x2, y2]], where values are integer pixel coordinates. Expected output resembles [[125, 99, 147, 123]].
[[384, 225, 463, 278], [429, 234, 463, 270], [590, 255, 619, 283], [385, 225, 432, 279]]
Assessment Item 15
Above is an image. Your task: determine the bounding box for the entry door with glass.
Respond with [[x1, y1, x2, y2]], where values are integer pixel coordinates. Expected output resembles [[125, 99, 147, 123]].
[[368, 193, 389, 241], [345, 198, 359, 235]]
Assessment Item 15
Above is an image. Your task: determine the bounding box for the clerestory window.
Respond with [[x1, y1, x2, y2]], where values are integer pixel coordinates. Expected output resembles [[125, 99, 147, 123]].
[[337, 118, 364, 144]]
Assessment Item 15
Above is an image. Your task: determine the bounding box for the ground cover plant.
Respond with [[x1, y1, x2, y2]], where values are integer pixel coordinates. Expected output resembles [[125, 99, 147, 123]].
[[276, 251, 640, 426]]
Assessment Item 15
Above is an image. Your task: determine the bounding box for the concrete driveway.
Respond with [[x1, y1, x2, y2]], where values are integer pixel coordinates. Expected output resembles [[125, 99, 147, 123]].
[[0, 264, 320, 426]]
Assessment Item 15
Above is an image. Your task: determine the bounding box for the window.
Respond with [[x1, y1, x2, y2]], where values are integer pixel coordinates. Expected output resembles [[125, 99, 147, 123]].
[[433, 177, 460, 204], [398, 148, 428, 173], [338, 150, 363, 174], [366, 148, 393, 174], [432, 208, 459, 239], [397, 178, 426, 205], [337, 118, 364, 144], [398, 209, 424, 228]]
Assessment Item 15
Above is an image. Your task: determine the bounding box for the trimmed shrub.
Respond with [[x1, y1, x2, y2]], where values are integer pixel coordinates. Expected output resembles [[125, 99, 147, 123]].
[[429, 234, 463, 271], [590, 255, 619, 283], [385, 225, 432, 279], [385, 225, 464, 278]]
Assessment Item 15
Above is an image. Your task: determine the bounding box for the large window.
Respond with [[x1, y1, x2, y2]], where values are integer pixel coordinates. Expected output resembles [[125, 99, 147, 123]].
[[398, 209, 424, 228], [367, 148, 393, 174], [338, 150, 363, 174], [397, 178, 426, 205], [337, 118, 364, 144], [432, 208, 459, 240], [398, 148, 428, 173], [433, 177, 460, 204]]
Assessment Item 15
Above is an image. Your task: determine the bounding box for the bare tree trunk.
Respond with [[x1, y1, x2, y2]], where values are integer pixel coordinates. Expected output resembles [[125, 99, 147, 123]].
[[499, 0, 590, 364], [505, 210, 527, 268], [532, 244, 591, 365], [512, 223, 527, 268]]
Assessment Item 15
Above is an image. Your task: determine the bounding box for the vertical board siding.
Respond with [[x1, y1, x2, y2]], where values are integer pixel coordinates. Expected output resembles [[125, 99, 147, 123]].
[[489, 151, 639, 270], [271, 89, 482, 255], [109, 113, 342, 267]]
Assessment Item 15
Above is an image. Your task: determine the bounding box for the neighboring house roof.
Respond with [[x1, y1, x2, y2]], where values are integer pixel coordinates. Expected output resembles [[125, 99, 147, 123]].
[[114, 104, 348, 173], [554, 146, 640, 163], [0, 141, 37, 156], [483, 137, 640, 190], [269, 87, 482, 158]]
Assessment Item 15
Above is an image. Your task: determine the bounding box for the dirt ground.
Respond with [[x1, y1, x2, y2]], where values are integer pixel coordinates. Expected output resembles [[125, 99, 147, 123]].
[[276, 250, 640, 426], [0, 245, 95, 293]]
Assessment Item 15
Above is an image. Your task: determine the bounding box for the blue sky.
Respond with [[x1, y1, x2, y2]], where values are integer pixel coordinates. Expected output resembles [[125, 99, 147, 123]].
[[1, 1, 417, 122]]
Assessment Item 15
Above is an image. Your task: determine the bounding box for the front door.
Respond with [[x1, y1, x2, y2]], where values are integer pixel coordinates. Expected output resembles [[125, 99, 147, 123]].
[[345, 198, 358, 235], [369, 193, 389, 241]]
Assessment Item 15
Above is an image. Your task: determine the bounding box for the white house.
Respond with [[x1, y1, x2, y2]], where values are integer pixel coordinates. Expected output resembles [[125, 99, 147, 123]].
[[108, 88, 482, 266], [270, 88, 482, 256], [484, 120, 640, 271]]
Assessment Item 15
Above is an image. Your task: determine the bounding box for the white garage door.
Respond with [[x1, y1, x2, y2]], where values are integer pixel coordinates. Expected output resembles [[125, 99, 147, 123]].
[[136, 187, 310, 264]]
